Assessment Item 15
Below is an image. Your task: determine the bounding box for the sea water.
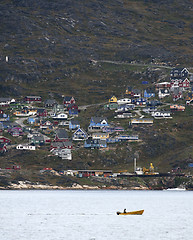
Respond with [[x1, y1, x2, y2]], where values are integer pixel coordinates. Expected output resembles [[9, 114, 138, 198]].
[[0, 190, 192, 240]]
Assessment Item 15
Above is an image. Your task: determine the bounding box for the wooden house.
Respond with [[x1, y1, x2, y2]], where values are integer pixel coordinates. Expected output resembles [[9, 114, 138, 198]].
[[117, 98, 131, 105], [170, 67, 189, 80], [72, 128, 88, 141], [84, 138, 107, 149], [172, 88, 183, 101], [147, 100, 162, 106], [69, 109, 79, 116], [104, 103, 118, 110], [67, 103, 78, 111], [151, 110, 172, 119], [92, 132, 109, 140], [44, 99, 57, 107], [63, 96, 75, 107], [54, 129, 68, 142], [132, 89, 141, 98], [0, 136, 11, 144], [155, 82, 171, 89], [144, 89, 155, 98], [58, 149, 72, 160], [0, 98, 15, 107], [51, 141, 73, 150], [16, 144, 36, 150], [69, 119, 80, 130], [109, 96, 117, 103], [0, 113, 9, 121], [102, 126, 124, 133], [77, 170, 112, 177], [131, 118, 154, 125], [52, 104, 64, 113], [8, 127, 23, 137], [170, 105, 185, 111], [125, 86, 133, 96], [135, 98, 147, 106], [31, 135, 45, 145], [116, 135, 139, 141], [40, 120, 53, 129], [88, 117, 109, 132], [52, 113, 68, 120], [158, 89, 170, 99], [37, 108, 48, 117], [24, 96, 42, 103]]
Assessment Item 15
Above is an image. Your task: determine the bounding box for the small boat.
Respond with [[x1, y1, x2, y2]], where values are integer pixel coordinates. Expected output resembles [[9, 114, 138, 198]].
[[117, 210, 144, 215]]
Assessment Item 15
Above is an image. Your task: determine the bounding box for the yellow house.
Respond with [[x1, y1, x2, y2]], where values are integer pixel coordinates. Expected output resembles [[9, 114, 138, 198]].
[[92, 132, 110, 140], [109, 96, 117, 103]]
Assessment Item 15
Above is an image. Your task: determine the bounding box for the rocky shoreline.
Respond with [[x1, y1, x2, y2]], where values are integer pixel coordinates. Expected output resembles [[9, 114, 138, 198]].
[[0, 181, 149, 190]]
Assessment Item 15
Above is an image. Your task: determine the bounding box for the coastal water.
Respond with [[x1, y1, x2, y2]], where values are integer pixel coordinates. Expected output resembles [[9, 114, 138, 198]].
[[0, 190, 192, 240]]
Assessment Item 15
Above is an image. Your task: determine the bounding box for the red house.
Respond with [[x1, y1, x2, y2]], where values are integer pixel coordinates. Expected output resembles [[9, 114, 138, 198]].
[[24, 96, 42, 103], [182, 79, 190, 88], [37, 109, 48, 117], [63, 96, 75, 107], [50, 141, 73, 150], [67, 103, 78, 111], [155, 82, 171, 89], [0, 136, 11, 144]]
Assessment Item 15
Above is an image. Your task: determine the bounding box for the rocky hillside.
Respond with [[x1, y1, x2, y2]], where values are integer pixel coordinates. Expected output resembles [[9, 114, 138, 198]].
[[0, 0, 193, 102]]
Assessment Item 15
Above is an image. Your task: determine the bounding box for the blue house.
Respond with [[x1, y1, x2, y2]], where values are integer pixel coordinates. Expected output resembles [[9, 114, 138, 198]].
[[28, 117, 36, 124], [0, 113, 9, 121], [84, 138, 107, 148], [88, 117, 109, 132], [136, 98, 147, 105], [1, 121, 15, 129], [69, 109, 78, 116], [144, 90, 155, 98], [69, 119, 80, 130], [72, 128, 88, 141]]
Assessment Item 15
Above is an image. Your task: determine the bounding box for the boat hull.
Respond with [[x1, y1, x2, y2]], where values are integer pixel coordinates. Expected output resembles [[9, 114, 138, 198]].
[[117, 210, 144, 215]]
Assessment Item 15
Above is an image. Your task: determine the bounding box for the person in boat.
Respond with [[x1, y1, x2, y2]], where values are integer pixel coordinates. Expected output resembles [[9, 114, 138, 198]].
[[124, 208, 126, 213]]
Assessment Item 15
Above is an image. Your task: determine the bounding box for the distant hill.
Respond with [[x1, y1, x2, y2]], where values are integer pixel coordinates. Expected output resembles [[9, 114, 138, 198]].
[[0, 0, 193, 102]]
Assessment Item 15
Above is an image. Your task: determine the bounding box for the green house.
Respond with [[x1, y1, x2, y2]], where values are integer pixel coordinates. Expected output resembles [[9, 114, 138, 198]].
[[104, 103, 118, 110]]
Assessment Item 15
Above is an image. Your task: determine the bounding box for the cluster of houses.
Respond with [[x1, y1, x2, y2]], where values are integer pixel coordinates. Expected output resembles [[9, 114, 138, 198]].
[[0, 94, 139, 160], [0, 67, 192, 165], [105, 67, 193, 122]]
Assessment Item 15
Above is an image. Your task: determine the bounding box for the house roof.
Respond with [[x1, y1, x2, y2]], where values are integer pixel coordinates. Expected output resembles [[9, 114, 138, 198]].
[[44, 99, 57, 105], [55, 129, 68, 139], [64, 96, 74, 101], [37, 108, 47, 113], [74, 128, 88, 135], [70, 119, 80, 125], [0, 98, 12, 102], [25, 96, 41, 98], [91, 117, 108, 124], [92, 132, 109, 137], [51, 141, 72, 148], [133, 89, 141, 94], [33, 135, 44, 141]]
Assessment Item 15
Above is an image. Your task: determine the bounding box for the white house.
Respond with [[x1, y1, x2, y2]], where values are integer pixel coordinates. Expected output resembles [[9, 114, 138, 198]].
[[151, 110, 172, 119], [117, 98, 131, 105], [16, 144, 36, 150], [52, 113, 68, 120], [52, 148, 72, 160], [158, 89, 170, 99]]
